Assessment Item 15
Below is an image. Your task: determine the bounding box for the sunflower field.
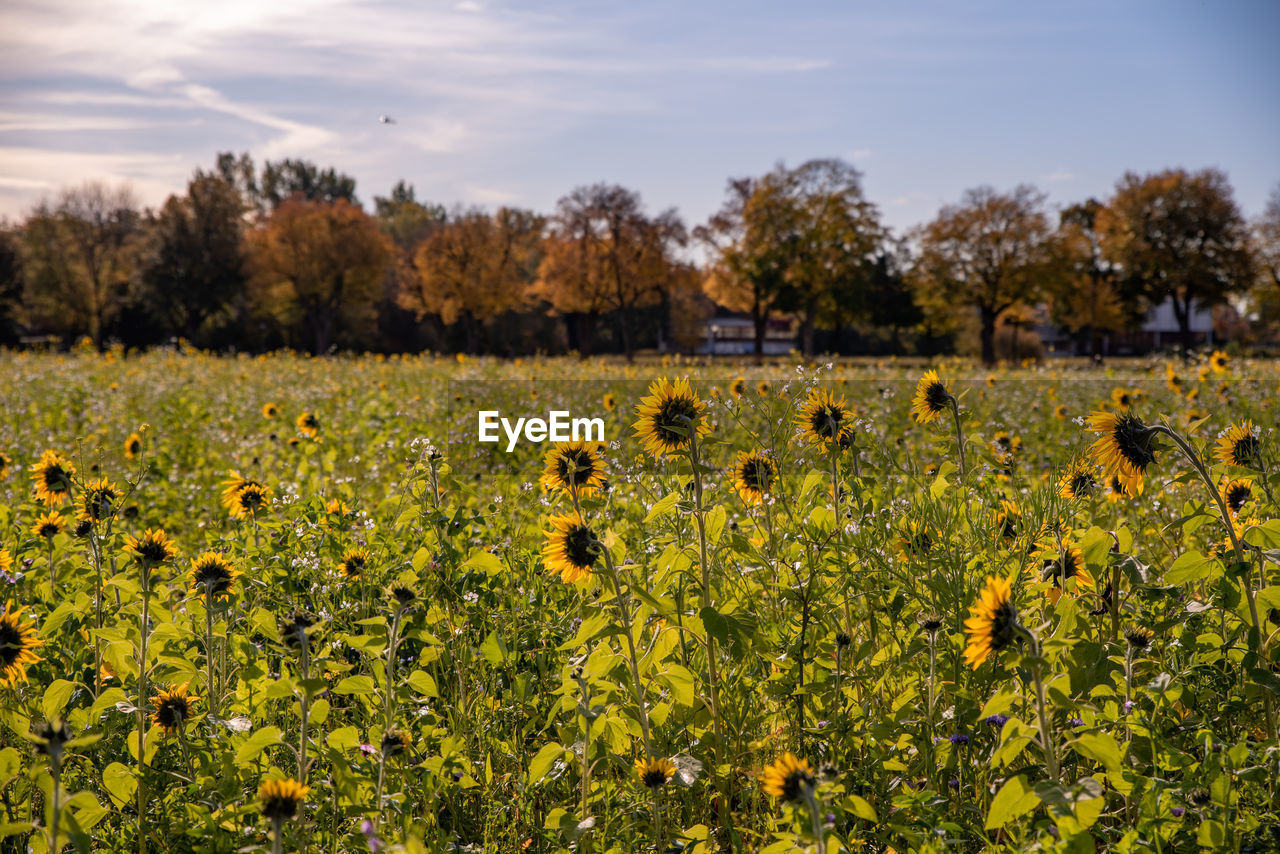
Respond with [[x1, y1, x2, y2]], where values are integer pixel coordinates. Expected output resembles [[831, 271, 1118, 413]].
[[1, 346, 1279, 853]]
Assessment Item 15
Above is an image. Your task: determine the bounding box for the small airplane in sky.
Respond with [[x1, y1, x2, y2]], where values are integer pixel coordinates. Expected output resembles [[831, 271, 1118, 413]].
[[379, 115, 396, 124]]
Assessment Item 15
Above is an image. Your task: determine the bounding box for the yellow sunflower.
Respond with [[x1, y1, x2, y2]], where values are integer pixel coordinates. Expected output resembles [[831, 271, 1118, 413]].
[[0, 601, 44, 688], [338, 547, 370, 580], [911, 370, 952, 424], [381, 728, 412, 757], [1086, 411, 1156, 496], [151, 683, 199, 735], [541, 513, 601, 583], [635, 756, 677, 789], [897, 519, 935, 560], [1035, 544, 1092, 604], [1057, 460, 1099, 501], [123, 432, 143, 460], [1214, 422, 1260, 469], [991, 432, 1021, 465], [1209, 350, 1229, 373], [258, 778, 310, 820], [223, 477, 270, 520], [756, 379, 770, 397], [30, 450, 75, 506], [0, 451, 10, 481], [1105, 474, 1130, 504], [730, 376, 746, 399], [733, 450, 777, 505], [963, 575, 1019, 668], [1164, 364, 1184, 395], [32, 511, 67, 540], [1219, 477, 1253, 516], [188, 552, 241, 600], [540, 442, 606, 498], [297, 411, 319, 437], [993, 499, 1021, 541], [1110, 387, 1137, 411], [760, 753, 815, 802], [125, 528, 176, 567], [78, 477, 121, 525], [262, 402, 279, 419], [795, 388, 853, 448], [632, 378, 710, 459], [602, 392, 617, 412]]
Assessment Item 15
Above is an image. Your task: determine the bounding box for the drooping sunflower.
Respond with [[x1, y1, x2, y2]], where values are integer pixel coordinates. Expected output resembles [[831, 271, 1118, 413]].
[[78, 477, 121, 525], [760, 753, 816, 802], [962, 575, 1020, 668], [795, 388, 853, 448], [125, 528, 176, 568], [1214, 422, 1260, 469], [150, 683, 198, 735], [1057, 460, 1099, 501], [540, 442, 606, 497], [1086, 411, 1156, 496], [258, 778, 310, 820], [541, 513, 600, 583], [910, 370, 952, 424], [635, 756, 676, 789], [632, 378, 710, 459], [0, 601, 44, 688], [1036, 544, 1092, 604], [1219, 477, 1253, 515], [262, 402, 279, 419], [31, 511, 67, 540], [1209, 350, 1229, 373], [297, 412, 320, 437], [337, 547, 370, 580], [188, 552, 241, 600], [1125, 626, 1153, 651], [30, 450, 75, 506], [733, 451, 777, 505], [123, 433, 143, 460]]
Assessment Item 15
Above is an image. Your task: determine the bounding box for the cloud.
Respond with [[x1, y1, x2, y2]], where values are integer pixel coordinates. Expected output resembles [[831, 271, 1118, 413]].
[[0, 146, 189, 215], [1043, 170, 1075, 182]]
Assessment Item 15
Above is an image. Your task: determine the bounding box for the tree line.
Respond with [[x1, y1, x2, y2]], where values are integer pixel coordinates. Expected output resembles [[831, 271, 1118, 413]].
[[1, 151, 1277, 363]]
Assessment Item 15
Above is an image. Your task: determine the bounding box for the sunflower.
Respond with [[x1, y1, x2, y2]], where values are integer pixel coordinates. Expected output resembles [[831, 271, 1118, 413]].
[[756, 380, 770, 397], [1036, 544, 1092, 604], [541, 513, 600, 583], [123, 433, 143, 460], [993, 499, 1021, 541], [32, 511, 67, 540], [1086, 411, 1156, 496], [381, 728, 411, 757], [262, 402, 279, 419], [1214, 422, 1260, 469], [1057, 460, 1098, 501], [125, 528, 176, 567], [962, 576, 1020, 668], [730, 376, 746, 399], [258, 778, 310, 820], [540, 442, 606, 497], [1110, 387, 1137, 411], [733, 451, 777, 505], [188, 552, 241, 600], [78, 477, 121, 525], [150, 683, 198, 735], [1165, 364, 1184, 395], [911, 370, 952, 424], [760, 753, 815, 802], [0, 601, 44, 688], [1105, 474, 1130, 504], [281, 613, 316, 652], [1125, 626, 1153, 651], [297, 412, 319, 437], [30, 450, 75, 506], [635, 756, 676, 789], [1209, 350, 1229, 373], [337, 547, 370, 580], [897, 520, 934, 560], [991, 431, 1021, 464], [1053, 404, 1067, 420], [602, 392, 616, 412], [796, 388, 853, 448], [0, 451, 10, 480], [228, 481, 271, 520], [632, 378, 710, 459], [1219, 477, 1253, 515]]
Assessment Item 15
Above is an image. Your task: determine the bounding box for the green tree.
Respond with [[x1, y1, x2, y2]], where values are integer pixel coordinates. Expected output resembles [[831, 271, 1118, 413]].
[[1249, 183, 1280, 337], [0, 225, 22, 345], [1098, 168, 1255, 355]]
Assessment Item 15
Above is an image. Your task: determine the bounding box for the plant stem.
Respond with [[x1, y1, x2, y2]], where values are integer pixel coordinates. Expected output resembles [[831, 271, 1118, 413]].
[[948, 398, 967, 480], [601, 549, 653, 758], [1031, 656, 1059, 784]]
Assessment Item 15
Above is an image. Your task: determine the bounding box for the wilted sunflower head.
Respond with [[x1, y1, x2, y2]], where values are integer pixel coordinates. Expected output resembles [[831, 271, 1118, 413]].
[[33, 719, 72, 757], [30, 450, 75, 506], [796, 388, 853, 447], [1058, 460, 1099, 501], [188, 552, 240, 600], [126, 528, 176, 567], [32, 511, 67, 540], [338, 547, 370, 580], [390, 584, 416, 609], [297, 412, 319, 437], [281, 612, 316, 652], [962, 576, 1020, 668], [760, 753, 816, 802], [897, 520, 934, 560], [259, 777, 310, 820], [151, 683, 198, 735], [733, 451, 777, 505], [1125, 626, 1153, 651], [1214, 422, 1260, 469], [541, 513, 601, 584], [635, 756, 676, 789], [1086, 411, 1156, 496], [540, 442, 606, 497], [911, 370, 952, 424], [78, 477, 121, 524], [632, 378, 710, 459], [123, 432, 143, 460]]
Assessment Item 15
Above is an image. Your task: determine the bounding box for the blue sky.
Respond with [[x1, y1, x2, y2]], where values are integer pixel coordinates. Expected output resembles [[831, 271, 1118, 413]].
[[1, 0, 1276, 234]]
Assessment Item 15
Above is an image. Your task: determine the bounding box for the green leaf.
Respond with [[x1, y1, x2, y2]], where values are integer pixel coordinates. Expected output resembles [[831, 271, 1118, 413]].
[[528, 742, 566, 784], [1166, 551, 1218, 585], [846, 794, 877, 822], [705, 505, 726, 544], [334, 675, 376, 695], [480, 631, 510, 666], [407, 670, 439, 698], [101, 762, 136, 808], [985, 774, 1040, 829], [645, 493, 680, 523], [412, 547, 431, 573], [699, 606, 729, 646], [42, 679, 77, 721], [461, 549, 504, 576], [1071, 732, 1123, 772], [234, 726, 282, 764]]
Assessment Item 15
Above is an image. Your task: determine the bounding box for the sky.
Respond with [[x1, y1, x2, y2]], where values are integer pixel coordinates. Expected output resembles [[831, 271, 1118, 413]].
[[1, 0, 1277, 234]]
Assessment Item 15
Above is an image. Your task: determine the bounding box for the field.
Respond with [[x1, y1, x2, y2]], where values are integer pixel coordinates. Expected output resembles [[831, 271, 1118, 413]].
[[0, 347, 1278, 853]]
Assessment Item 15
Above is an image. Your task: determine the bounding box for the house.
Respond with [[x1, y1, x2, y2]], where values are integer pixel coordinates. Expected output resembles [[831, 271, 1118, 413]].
[[695, 315, 796, 355]]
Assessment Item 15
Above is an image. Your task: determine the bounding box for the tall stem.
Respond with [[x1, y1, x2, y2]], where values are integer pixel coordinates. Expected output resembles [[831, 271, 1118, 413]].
[[1031, 655, 1059, 784], [949, 398, 967, 480], [137, 585, 150, 854], [601, 549, 652, 758]]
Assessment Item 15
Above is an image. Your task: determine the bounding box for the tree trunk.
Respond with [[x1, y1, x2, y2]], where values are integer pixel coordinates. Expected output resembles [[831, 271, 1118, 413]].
[[979, 306, 997, 366], [617, 308, 634, 363], [1170, 294, 1193, 359], [752, 303, 766, 366]]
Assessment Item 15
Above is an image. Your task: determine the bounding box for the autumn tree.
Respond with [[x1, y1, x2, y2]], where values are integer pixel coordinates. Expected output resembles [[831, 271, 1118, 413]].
[[912, 185, 1055, 365], [1098, 168, 1255, 355], [21, 181, 141, 347], [374, 181, 448, 350], [402, 207, 543, 353], [0, 226, 22, 345], [1051, 199, 1129, 358], [247, 199, 391, 353], [135, 174, 248, 343], [1248, 184, 1280, 336], [204, 152, 358, 214]]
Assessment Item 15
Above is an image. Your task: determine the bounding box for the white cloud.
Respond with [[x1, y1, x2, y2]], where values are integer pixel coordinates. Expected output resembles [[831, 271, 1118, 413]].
[[1043, 170, 1075, 182]]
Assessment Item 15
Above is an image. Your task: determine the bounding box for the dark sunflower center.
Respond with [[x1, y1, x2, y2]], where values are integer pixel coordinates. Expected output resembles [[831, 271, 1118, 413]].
[[1226, 484, 1250, 512], [924, 382, 950, 412], [43, 466, 69, 492], [155, 697, 189, 728], [655, 398, 698, 445], [1070, 473, 1095, 495], [1232, 436, 1259, 466], [564, 524, 599, 569], [556, 450, 595, 486], [137, 540, 170, 563], [1112, 414, 1155, 469], [0, 622, 22, 666], [240, 488, 265, 510], [741, 459, 773, 492], [39, 522, 60, 537], [642, 768, 669, 788], [988, 602, 1018, 651], [1043, 553, 1082, 584], [809, 405, 844, 438], [195, 564, 232, 591], [781, 768, 814, 802]]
